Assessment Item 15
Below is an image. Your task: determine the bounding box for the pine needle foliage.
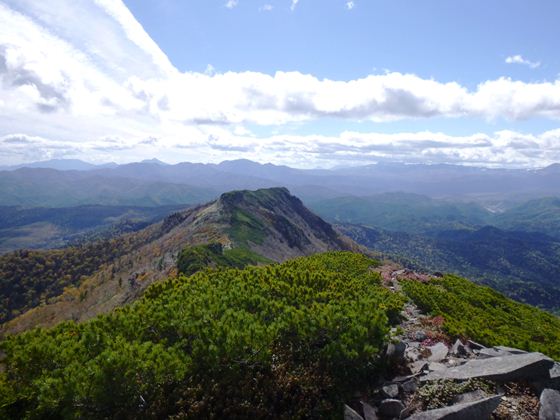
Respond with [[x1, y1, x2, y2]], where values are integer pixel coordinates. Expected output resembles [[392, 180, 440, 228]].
[[0, 251, 403, 419]]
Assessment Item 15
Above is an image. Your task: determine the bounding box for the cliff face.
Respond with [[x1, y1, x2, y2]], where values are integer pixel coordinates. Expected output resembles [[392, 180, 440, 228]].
[[3, 187, 357, 334]]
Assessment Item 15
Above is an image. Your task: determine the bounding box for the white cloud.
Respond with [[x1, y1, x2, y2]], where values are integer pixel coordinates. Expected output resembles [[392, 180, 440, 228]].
[[346, 1, 355, 10], [259, 4, 274, 12], [1, 1, 560, 168], [290, 0, 299, 11], [505, 54, 541, 69], [225, 0, 239, 9]]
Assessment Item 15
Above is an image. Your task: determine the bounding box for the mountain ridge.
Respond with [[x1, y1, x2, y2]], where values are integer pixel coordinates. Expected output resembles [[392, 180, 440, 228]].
[[1, 187, 358, 334]]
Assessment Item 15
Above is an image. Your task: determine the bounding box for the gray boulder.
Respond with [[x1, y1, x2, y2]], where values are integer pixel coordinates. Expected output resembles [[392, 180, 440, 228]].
[[344, 404, 364, 420], [422, 352, 554, 382], [382, 383, 399, 399], [540, 388, 560, 420], [387, 341, 406, 360], [408, 395, 501, 420], [427, 342, 449, 362], [414, 330, 428, 341], [379, 399, 405, 418], [401, 378, 418, 394]]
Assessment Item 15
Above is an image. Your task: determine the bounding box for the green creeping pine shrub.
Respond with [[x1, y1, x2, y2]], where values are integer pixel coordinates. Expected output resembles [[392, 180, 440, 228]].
[[176, 242, 271, 276], [1, 251, 405, 419], [402, 274, 560, 359]]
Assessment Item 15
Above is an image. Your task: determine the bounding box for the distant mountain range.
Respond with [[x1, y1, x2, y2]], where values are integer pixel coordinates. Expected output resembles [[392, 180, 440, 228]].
[[2, 158, 560, 208]]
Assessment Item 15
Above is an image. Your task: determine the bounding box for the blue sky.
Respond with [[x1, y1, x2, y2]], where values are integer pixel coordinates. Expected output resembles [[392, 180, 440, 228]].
[[126, 0, 559, 84], [0, 0, 559, 168]]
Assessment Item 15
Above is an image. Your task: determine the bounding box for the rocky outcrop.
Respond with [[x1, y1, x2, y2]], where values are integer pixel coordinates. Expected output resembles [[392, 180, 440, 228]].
[[344, 297, 557, 419]]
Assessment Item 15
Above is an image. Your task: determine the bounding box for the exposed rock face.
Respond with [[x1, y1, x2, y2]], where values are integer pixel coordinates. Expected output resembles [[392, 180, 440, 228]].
[[422, 353, 555, 382], [407, 395, 502, 420], [540, 389, 560, 420]]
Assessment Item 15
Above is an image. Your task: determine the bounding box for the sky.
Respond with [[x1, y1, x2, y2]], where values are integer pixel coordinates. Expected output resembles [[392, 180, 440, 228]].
[[1, 0, 560, 168]]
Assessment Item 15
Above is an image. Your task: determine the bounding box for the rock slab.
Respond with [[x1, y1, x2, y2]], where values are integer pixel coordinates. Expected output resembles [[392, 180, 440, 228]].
[[422, 352, 554, 382], [408, 395, 501, 420], [540, 389, 560, 420]]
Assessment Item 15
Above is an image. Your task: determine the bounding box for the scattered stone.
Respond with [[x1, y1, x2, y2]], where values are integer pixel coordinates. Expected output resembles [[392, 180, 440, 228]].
[[386, 341, 406, 360], [422, 352, 554, 383], [539, 389, 560, 420], [381, 383, 399, 399], [414, 330, 428, 341], [360, 401, 378, 420], [452, 389, 489, 404], [410, 361, 429, 375], [405, 347, 421, 362], [378, 399, 405, 418], [408, 395, 502, 420], [344, 404, 364, 420], [451, 339, 469, 357], [401, 378, 418, 394], [427, 342, 448, 362]]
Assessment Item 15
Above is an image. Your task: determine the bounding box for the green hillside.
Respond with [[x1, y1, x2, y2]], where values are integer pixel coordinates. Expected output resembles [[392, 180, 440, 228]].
[[402, 274, 560, 358], [2, 251, 560, 418], [0, 252, 404, 419]]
